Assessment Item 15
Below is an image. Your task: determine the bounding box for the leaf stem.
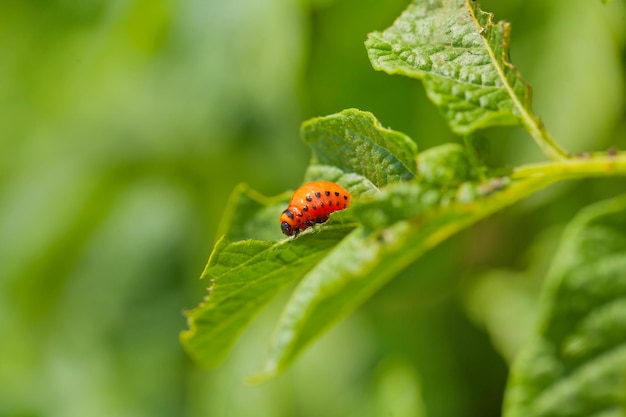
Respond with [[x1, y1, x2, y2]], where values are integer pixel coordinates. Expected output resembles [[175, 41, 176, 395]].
[[521, 117, 571, 161], [512, 151, 626, 180]]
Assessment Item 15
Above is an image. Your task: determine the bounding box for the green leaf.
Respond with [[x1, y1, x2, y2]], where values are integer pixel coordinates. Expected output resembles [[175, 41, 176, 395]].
[[181, 109, 419, 369], [365, 0, 532, 135], [302, 109, 418, 187], [181, 227, 356, 370], [253, 175, 559, 382], [504, 194, 626, 417], [182, 102, 626, 378], [180, 182, 357, 368], [417, 142, 478, 186]]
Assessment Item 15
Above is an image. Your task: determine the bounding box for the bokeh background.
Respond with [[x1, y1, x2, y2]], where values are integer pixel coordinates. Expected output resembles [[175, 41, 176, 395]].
[[1, 0, 625, 416]]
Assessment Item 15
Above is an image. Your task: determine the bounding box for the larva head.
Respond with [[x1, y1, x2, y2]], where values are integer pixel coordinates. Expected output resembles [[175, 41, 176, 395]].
[[280, 206, 301, 236]]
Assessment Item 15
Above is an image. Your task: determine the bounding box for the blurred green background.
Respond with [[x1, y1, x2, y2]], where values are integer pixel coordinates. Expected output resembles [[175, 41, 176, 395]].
[[1, 0, 624, 416]]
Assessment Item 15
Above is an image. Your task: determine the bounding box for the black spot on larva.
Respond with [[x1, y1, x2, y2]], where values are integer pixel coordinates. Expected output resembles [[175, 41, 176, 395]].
[[283, 209, 294, 219], [320, 202, 324, 208], [315, 192, 321, 198], [306, 195, 313, 202], [343, 204, 346, 208], [334, 191, 339, 197], [305, 220, 315, 227], [325, 191, 330, 196], [297, 212, 303, 217], [335, 201, 340, 206], [303, 205, 309, 211], [343, 195, 348, 200], [312, 205, 317, 210]]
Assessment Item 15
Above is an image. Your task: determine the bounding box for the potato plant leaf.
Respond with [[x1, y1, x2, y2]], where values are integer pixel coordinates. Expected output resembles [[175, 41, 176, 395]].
[[180, 184, 356, 369], [302, 109, 418, 187], [503, 194, 626, 417], [182, 103, 626, 378], [253, 174, 563, 381], [365, 0, 534, 136], [180, 109, 416, 369]]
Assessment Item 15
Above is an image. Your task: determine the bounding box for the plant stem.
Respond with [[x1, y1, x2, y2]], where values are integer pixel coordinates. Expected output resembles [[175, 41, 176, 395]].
[[512, 151, 626, 180], [523, 120, 571, 161]]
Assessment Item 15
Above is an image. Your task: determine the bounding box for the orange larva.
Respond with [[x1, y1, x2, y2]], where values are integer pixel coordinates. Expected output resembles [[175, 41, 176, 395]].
[[280, 181, 351, 236]]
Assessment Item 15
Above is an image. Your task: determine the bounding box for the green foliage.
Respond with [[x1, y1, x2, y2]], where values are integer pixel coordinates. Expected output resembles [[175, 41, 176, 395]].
[[181, 231, 351, 369], [504, 195, 626, 417], [302, 109, 418, 187], [4, 0, 624, 416], [417, 143, 478, 186], [365, 0, 529, 134], [181, 108, 418, 369], [181, 4, 626, 408], [365, 0, 568, 160]]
